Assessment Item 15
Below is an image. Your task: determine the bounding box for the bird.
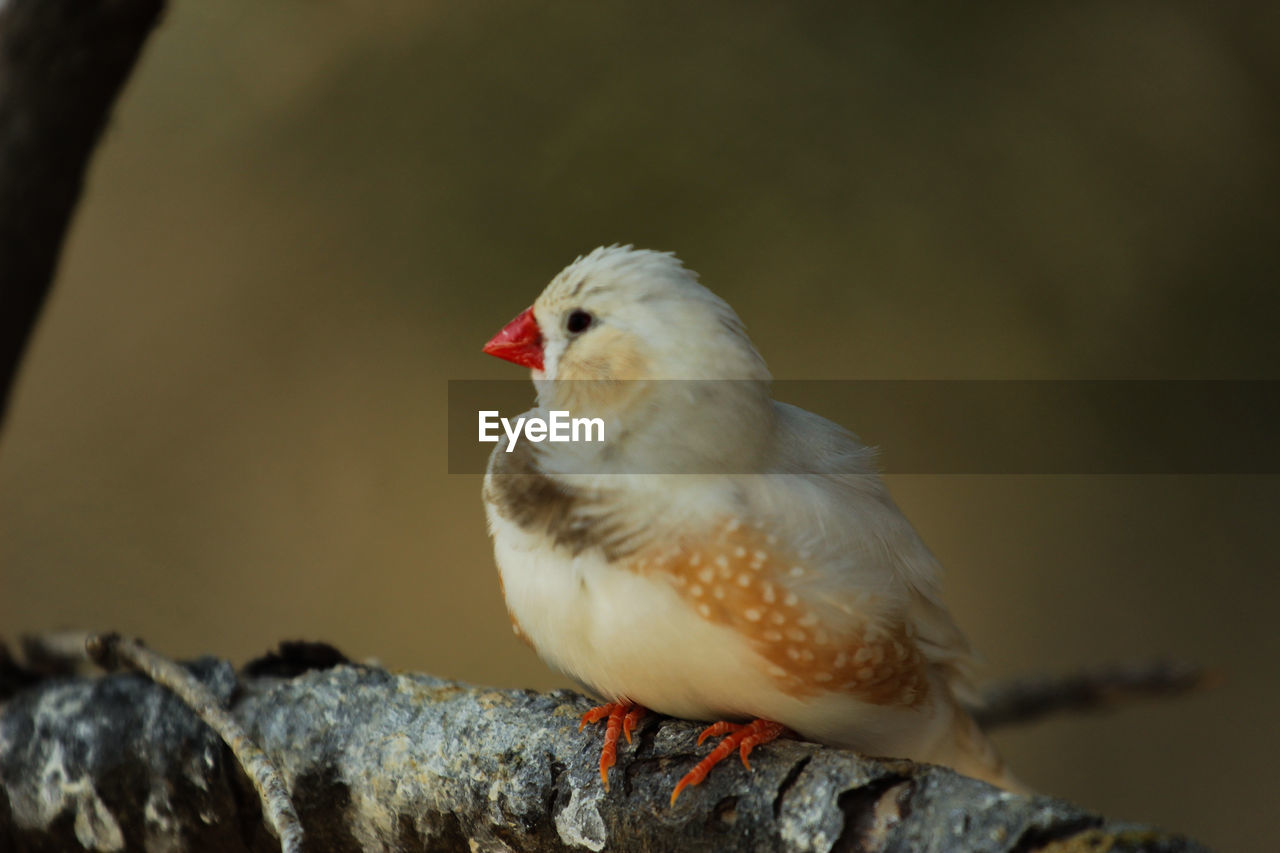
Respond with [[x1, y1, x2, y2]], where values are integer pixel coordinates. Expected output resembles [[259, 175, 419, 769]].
[[480, 245, 1021, 803]]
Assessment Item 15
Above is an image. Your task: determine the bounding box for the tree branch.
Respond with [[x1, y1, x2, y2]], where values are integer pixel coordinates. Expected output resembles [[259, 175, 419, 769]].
[[0, 0, 165, 436], [86, 633, 305, 853], [972, 660, 1214, 730], [0, 647, 1209, 852]]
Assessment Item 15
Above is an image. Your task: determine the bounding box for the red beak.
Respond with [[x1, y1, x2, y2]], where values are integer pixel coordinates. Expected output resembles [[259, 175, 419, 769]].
[[483, 306, 544, 370]]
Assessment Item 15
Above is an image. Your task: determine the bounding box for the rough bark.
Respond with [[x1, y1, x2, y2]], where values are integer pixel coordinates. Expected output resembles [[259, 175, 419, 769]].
[[0, 658, 1209, 852], [0, 0, 166, 435]]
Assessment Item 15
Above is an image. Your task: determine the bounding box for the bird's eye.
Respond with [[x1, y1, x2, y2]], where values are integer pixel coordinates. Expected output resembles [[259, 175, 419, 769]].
[[566, 310, 593, 334]]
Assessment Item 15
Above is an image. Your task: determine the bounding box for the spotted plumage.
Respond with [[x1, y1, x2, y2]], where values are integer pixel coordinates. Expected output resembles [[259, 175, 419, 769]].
[[632, 517, 929, 706]]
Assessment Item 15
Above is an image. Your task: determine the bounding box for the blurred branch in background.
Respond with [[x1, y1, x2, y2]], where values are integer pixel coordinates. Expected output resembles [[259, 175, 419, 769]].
[[0, 0, 165, 435], [0, 636, 1210, 852], [973, 661, 1216, 731]]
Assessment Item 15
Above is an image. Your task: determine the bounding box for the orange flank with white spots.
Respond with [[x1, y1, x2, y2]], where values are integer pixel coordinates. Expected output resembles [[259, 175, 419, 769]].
[[631, 517, 929, 707]]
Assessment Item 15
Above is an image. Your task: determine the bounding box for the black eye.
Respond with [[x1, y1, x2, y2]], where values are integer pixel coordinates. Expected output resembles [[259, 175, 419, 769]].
[[566, 310, 593, 334]]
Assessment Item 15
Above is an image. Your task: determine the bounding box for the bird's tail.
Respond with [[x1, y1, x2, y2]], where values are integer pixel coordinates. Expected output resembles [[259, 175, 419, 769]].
[[942, 701, 1027, 793]]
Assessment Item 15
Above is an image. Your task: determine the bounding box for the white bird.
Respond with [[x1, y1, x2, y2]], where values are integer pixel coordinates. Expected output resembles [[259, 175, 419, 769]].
[[481, 245, 1020, 802]]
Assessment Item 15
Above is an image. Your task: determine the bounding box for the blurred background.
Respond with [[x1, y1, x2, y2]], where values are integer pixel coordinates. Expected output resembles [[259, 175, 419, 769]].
[[2, 1, 1277, 848]]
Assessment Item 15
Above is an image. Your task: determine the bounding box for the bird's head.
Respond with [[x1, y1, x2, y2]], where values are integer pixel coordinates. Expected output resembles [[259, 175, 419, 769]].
[[483, 246, 776, 473], [484, 245, 769, 383]]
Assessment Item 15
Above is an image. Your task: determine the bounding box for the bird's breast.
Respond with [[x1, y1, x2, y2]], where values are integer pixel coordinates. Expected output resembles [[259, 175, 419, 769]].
[[487, 508, 786, 721]]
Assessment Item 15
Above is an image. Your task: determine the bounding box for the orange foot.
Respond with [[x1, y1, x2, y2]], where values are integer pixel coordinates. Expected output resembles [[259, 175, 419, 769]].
[[579, 700, 647, 791], [670, 719, 788, 805]]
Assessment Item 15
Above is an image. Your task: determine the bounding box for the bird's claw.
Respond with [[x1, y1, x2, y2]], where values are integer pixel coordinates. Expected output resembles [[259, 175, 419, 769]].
[[670, 719, 787, 805], [579, 700, 647, 791]]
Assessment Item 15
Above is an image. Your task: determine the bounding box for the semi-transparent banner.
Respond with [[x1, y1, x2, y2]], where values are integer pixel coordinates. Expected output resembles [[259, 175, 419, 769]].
[[447, 380, 1278, 474]]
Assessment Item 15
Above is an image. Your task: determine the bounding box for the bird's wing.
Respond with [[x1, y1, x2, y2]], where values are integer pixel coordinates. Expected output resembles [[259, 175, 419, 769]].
[[728, 402, 982, 701]]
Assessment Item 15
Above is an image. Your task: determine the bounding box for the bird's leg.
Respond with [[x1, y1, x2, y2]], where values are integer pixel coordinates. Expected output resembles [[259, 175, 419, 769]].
[[670, 719, 788, 805], [579, 700, 647, 791]]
